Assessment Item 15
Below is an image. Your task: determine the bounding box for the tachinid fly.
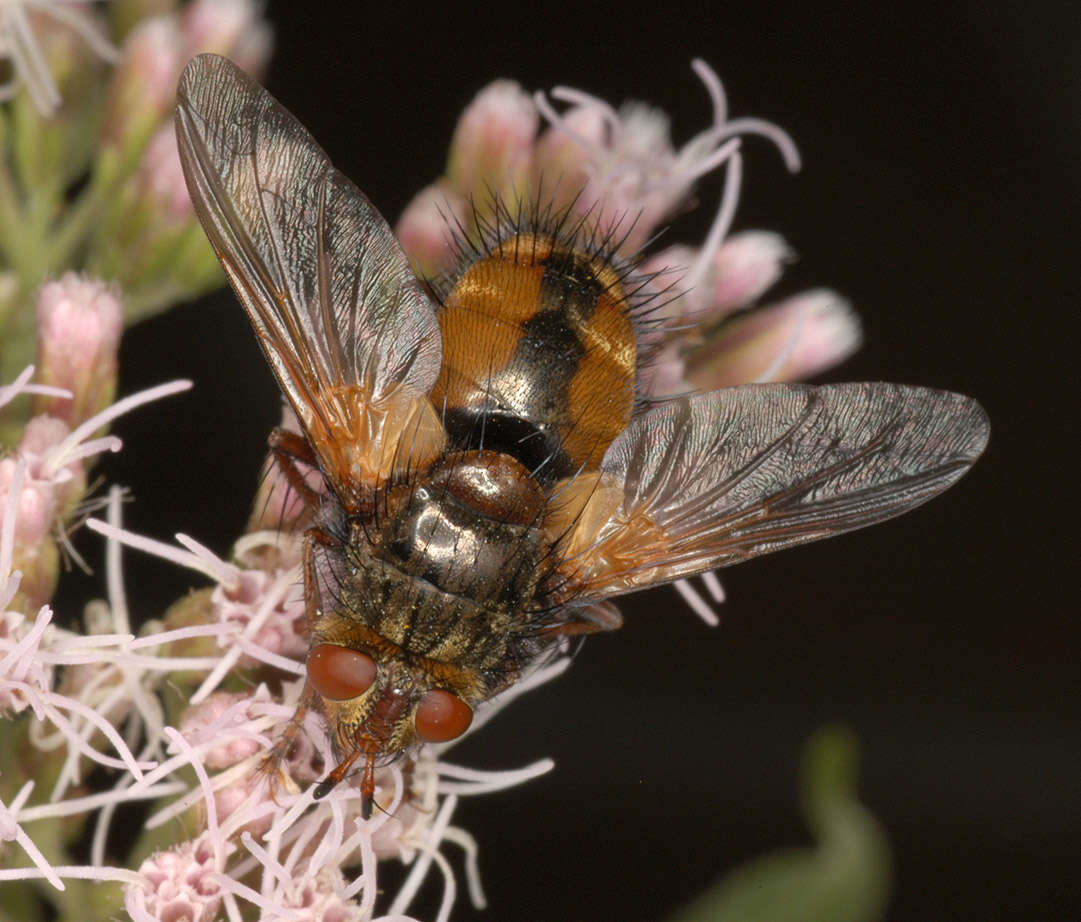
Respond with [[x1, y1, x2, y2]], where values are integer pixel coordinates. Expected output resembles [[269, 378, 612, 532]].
[[175, 54, 990, 818]]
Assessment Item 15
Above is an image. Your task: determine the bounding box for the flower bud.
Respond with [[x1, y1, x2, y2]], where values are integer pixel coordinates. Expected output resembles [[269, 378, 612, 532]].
[[395, 181, 469, 279], [0, 457, 56, 552], [102, 15, 184, 152], [33, 274, 123, 427], [533, 103, 608, 212], [0, 457, 59, 612], [136, 124, 193, 222], [212, 568, 307, 665], [180, 0, 273, 78], [126, 836, 225, 922], [563, 102, 687, 253], [447, 80, 538, 208], [686, 289, 862, 388], [180, 691, 263, 769], [18, 415, 86, 519], [702, 231, 793, 317], [210, 772, 275, 839]]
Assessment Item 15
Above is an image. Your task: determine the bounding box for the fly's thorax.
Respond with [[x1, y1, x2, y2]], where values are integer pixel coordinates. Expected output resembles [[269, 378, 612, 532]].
[[429, 231, 637, 481], [314, 450, 549, 669], [377, 450, 548, 608]]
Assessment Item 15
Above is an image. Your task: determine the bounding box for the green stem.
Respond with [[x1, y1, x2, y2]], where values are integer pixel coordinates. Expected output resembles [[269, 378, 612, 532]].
[[37, 171, 107, 275], [0, 153, 25, 272]]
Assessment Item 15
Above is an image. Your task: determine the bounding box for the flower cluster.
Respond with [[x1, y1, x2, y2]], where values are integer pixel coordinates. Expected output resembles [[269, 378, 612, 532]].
[[0, 0, 273, 411], [397, 59, 860, 402], [0, 15, 864, 921]]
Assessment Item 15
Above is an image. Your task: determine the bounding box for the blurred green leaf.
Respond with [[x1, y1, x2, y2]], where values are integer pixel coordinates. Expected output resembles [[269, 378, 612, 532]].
[[666, 725, 891, 922]]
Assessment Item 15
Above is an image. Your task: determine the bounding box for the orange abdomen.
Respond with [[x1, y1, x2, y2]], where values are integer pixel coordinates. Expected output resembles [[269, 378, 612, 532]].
[[430, 232, 637, 481]]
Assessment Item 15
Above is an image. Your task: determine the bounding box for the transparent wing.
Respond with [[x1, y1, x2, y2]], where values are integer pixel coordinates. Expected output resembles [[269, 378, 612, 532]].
[[549, 382, 989, 599], [175, 54, 443, 505]]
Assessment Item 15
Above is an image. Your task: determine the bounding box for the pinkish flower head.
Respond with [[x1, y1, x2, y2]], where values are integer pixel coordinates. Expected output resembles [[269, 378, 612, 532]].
[[273, 869, 367, 922], [536, 97, 684, 252], [3, 375, 191, 613], [635, 231, 798, 396], [126, 834, 227, 922], [16, 414, 70, 458], [180, 0, 273, 77], [703, 231, 793, 316], [102, 14, 185, 148], [137, 124, 193, 221], [17, 415, 86, 519], [686, 289, 862, 388], [179, 690, 265, 769], [211, 565, 307, 665], [395, 181, 471, 280], [0, 456, 58, 551], [209, 768, 278, 839], [33, 274, 123, 427], [645, 231, 793, 325], [0, 419, 77, 611], [532, 102, 608, 206], [447, 79, 539, 210]]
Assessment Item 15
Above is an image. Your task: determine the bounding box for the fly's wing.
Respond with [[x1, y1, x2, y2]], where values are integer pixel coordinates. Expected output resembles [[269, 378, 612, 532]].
[[547, 382, 989, 600], [176, 54, 443, 509]]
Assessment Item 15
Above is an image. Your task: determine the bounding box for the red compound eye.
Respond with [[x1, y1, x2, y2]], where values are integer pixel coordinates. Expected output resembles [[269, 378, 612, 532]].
[[414, 689, 473, 743], [307, 644, 376, 700]]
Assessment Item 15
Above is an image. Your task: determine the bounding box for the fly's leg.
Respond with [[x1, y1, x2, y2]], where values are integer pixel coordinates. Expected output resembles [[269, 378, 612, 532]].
[[536, 601, 624, 637], [269, 427, 323, 508], [258, 685, 317, 803], [260, 527, 342, 798]]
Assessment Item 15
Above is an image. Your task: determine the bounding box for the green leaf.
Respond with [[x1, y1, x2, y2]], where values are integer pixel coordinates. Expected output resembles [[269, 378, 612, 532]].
[[666, 725, 891, 922]]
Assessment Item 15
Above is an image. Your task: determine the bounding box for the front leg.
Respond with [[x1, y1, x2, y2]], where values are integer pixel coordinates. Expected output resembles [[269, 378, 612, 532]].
[[258, 682, 318, 801]]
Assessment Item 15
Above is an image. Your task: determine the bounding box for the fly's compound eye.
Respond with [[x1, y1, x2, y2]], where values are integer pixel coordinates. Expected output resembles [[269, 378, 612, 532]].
[[414, 689, 473, 743], [307, 644, 377, 700]]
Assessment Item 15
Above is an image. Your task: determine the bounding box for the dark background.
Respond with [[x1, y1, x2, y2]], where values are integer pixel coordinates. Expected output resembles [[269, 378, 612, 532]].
[[74, 2, 1079, 920]]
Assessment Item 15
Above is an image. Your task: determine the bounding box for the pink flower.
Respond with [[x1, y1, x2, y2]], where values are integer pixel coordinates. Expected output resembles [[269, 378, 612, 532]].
[[126, 834, 225, 922], [686, 289, 862, 388], [180, 690, 267, 769], [102, 14, 185, 148], [272, 869, 368, 922], [531, 59, 799, 254], [642, 231, 794, 325], [393, 60, 855, 409], [180, 0, 273, 77], [532, 101, 607, 203], [137, 124, 194, 222], [34, 273, 123, 427], [104, 1, 272, 151], [396, 181, 470, 281], [447, 79, 539, 209], [211, 564, 307, 665]]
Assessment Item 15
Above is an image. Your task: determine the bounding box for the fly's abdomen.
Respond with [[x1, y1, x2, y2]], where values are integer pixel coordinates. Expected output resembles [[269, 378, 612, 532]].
[[429, 232, 637, 481]]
